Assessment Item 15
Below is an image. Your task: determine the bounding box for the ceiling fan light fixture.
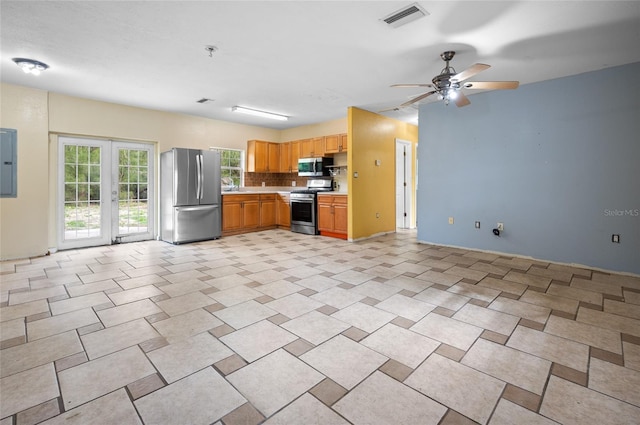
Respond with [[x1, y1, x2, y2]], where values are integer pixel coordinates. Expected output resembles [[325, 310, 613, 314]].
[[231, 106, 288, 121], [12, 58, 49, 75]]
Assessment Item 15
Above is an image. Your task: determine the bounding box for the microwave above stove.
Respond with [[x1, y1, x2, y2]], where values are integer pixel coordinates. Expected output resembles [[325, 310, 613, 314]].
[[298, 157, 333, 177]]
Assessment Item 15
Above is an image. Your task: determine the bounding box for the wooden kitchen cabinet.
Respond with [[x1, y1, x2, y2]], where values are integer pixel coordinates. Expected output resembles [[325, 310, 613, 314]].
[[317, 194, 347, 239], [299, 139, 312, 158], [339, 133, 348, 152], [290, 141, 300, 171], [312, 137, 325, 157], [222, 194, 260, 235], [259, 194, 276, 227], [247, 140, 279, 173], [276, 193, 290, 228], [324, 133, 348, 154], [278, 142, 300, 173], [279, 142, 291, 173], [299, 137, 325, 158]]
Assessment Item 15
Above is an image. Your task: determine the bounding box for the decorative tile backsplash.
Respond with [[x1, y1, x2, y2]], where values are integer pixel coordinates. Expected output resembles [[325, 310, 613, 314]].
[[244, 172, 307, 187]]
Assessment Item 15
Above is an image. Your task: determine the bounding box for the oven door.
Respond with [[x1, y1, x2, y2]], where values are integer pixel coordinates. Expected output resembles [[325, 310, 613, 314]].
[[290, 195, 317, 234]]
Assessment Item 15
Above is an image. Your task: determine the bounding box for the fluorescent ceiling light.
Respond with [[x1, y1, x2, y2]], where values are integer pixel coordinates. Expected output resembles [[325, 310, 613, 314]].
[[232, 106, 288, 121]]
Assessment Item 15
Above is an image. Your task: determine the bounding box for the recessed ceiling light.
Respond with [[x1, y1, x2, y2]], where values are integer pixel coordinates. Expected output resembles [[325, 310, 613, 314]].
[[12, 58, 49, 75]]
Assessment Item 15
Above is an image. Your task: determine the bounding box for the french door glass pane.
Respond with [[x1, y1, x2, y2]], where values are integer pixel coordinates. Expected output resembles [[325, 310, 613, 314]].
[[63, 144, 101, 240], [117, 148, 149, 235]]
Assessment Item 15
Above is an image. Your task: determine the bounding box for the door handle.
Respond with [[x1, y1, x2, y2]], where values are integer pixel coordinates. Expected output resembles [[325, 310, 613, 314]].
[[196, 154, 203, 199]]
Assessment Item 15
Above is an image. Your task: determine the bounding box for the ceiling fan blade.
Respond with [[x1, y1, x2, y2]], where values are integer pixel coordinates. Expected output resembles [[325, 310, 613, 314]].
[[400, 91, 437, 107], [377, 106, 401, 113], [463, 81, 519, 90], [391, 83, 434, 88], [454, 91, 471, 107], [451, 63, 490, 82]]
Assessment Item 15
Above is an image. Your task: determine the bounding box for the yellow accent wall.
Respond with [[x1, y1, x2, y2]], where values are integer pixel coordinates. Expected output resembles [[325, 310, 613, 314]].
[[0, 84, 50, 259], [348, 107, 418, 240]]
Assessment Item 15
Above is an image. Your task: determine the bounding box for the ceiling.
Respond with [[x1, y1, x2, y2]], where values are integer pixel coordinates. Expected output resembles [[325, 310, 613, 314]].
[[2, 1, 639, 130]]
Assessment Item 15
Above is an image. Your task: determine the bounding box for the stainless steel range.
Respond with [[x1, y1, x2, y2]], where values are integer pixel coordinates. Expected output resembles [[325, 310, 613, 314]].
[[290, 179, 333, 235]]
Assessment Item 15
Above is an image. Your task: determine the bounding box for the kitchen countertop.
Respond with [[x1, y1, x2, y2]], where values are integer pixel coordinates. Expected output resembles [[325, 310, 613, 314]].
[[222, 187, 292, 195], [222, 187, 348, 195]]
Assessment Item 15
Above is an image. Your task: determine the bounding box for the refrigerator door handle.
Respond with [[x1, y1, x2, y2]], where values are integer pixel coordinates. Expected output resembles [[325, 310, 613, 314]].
[[196, 154, 203, 199]]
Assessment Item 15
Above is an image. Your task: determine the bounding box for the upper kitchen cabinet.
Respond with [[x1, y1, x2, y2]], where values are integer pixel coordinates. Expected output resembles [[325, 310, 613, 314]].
[[247, 140, 279, 173], [300, 137, 326, 158], [325, 133, 348, 154], [278, 141, 300, 173], [279, 142, 290, 173], [290, 141, 300, 172]]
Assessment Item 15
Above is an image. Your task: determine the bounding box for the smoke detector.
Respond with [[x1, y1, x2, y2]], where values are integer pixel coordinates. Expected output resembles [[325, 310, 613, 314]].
[[381, 3, 429, 28]]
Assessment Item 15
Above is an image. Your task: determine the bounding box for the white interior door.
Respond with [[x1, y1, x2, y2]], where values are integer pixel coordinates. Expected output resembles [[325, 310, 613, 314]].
[[58, 137, 155, 250], [395, 139, 412, 229]]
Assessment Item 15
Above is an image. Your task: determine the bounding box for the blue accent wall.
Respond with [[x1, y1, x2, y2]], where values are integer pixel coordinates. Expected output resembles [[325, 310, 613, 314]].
[[417, 62, 640, 275]]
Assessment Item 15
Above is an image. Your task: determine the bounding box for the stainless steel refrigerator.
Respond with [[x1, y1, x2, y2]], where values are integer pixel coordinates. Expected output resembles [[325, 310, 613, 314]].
[[160, 148, 221, 244]]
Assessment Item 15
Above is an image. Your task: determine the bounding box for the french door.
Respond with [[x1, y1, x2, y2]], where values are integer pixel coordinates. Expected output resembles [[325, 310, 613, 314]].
[[58, 137, 155, 250]]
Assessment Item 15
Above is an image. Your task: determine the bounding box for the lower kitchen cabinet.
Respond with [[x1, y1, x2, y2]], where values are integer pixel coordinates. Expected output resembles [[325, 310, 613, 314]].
[[222, 192, 291, 236], [259, 194, 276, 228], [222, 194, 260, 235], [276, 193, 291, 228], [223, 193, 282, 235], [317, 194, 347, 239]]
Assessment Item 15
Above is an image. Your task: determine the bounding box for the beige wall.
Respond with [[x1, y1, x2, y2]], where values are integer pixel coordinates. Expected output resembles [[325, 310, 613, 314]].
[[0, 84, 50, 259], [48, 93, 281, 151], [280, 117, 346, 141], [0, 85, 285, 260]]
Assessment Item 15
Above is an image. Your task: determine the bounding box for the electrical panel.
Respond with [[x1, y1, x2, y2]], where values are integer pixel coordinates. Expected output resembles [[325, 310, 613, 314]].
[[1, 128, 17, 198]]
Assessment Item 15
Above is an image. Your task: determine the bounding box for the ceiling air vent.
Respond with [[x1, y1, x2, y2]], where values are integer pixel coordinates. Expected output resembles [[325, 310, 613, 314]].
[[196, 98, 214, 104], [381, 3, 429, 28]]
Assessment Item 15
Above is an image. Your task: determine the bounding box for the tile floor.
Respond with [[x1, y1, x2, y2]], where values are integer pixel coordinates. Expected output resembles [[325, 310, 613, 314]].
[[1, 229, 640, 424]]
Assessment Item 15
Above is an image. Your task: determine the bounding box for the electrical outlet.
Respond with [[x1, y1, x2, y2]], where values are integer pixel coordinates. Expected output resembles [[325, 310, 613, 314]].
[[448, 217, 454, 225], [261, 182, 265, 187], [497, 222, 504, 231], [612, 234, 620, 243], [475, 221, 481, 229], [376, 212, 380, 218], [292, 181, 296, 187]]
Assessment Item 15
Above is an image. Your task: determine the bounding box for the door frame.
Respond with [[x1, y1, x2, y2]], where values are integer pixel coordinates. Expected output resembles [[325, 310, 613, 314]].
[[395, 138, 414, 229]]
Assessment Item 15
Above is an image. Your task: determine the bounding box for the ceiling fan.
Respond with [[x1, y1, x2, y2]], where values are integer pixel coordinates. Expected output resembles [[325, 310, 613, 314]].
[[387, 51, 519, 110]]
